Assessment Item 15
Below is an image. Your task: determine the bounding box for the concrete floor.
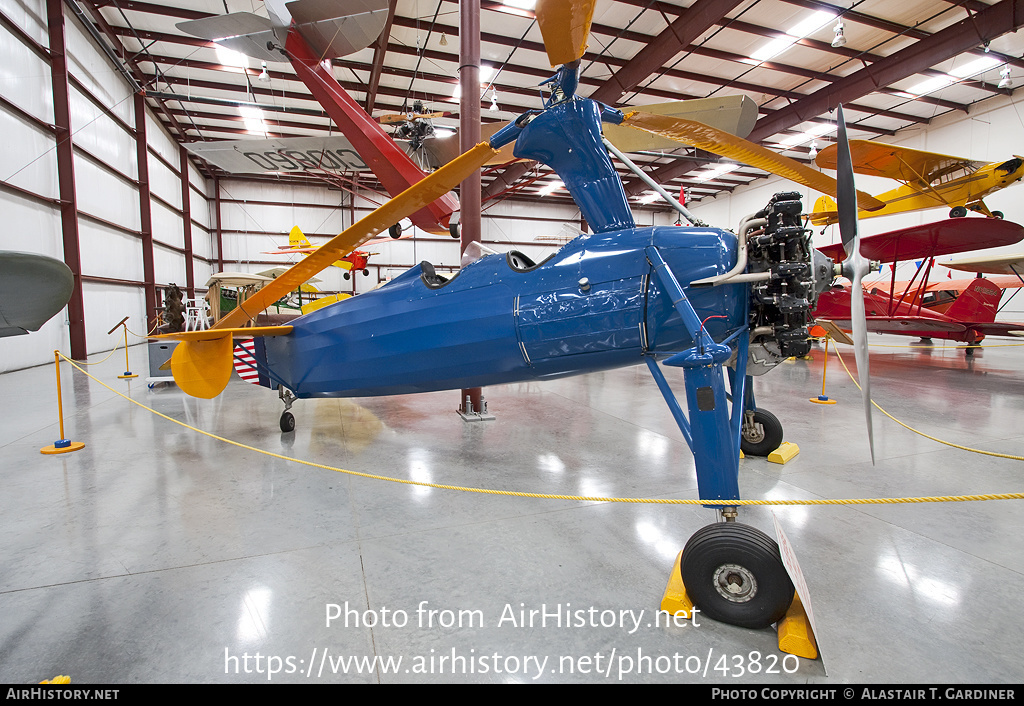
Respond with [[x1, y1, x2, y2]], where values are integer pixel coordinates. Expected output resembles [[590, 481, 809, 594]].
[[2, 335, 1023, 684]]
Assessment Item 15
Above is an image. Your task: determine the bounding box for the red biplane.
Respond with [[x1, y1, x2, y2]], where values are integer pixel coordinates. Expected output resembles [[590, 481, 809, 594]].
[[813, 218, 1024, 348]]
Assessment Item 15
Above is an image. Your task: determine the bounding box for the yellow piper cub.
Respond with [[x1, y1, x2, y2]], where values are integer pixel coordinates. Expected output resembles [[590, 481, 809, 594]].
[[810, 139, 1024, 225]]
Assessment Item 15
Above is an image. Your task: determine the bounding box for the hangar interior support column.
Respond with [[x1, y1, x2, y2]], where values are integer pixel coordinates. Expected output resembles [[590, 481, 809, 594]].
[[46, 0, 86, 360], [180, 145, 195, 299], [459, 0, 483, 417], [134, 90, 157, 332]]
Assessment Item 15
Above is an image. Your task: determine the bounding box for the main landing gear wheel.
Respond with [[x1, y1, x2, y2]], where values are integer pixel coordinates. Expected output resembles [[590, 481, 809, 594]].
[[950, 206, 968, 218], [680, 523, 794, 629], [741, 409, 783, 456], [388, 223, 402, 239], [280, 411, 295, 433]]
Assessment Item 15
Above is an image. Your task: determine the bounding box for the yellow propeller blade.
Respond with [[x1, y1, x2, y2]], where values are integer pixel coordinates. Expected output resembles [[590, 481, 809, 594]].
[[216, 141, 498, 330], [621, 111, 886, 212], [536, 0, 596, 67]]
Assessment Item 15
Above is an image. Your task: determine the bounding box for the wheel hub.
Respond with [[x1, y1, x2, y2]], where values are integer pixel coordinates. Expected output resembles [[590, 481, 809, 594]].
[[743, 422, 765, 444], [712, 563, 757, 603]]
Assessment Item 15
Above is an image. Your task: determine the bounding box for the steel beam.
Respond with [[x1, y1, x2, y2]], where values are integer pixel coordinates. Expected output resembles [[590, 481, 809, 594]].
[[746, 0, 1024, 145], [460, 0, 483, 417], [180, 145, 195, 299], [135, 91, 158, 332], [364, 0, 397, 113], [47, 0, 87, 359], [589, 0, 746, 105]]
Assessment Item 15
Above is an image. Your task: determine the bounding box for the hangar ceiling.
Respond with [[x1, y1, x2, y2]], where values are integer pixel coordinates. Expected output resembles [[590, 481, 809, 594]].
[[78, 0, 1024, 209]]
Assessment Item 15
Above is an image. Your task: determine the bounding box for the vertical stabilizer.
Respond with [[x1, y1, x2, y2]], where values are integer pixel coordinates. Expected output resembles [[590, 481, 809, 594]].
[[289, 225, 312, 249], [945, 278, 1002, 323]]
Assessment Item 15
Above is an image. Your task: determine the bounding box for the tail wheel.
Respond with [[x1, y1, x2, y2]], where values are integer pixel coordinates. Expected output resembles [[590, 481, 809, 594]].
[[280, 411, 295, 433], [680, 523, 794, 629], [741, 409, 783, 456]]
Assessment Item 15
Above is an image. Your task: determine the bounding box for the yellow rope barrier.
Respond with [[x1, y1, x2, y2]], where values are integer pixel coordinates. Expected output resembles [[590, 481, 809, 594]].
[[70, 339, 123, 366], [832, 347, 1024, 462], [57, 353, 1024, 507]]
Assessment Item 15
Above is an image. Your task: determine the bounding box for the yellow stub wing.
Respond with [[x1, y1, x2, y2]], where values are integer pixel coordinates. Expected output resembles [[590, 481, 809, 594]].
[[620, 111, 886, 212], [536, 0, 596, 66], [170, 336, 235, 399], [150, 326, 293, 398], [814, 140, 986, 186]]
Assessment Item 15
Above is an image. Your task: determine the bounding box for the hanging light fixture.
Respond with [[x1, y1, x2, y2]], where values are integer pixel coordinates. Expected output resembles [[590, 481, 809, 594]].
[[489, 88, 498, 112], [998, 65, 1013, 89], [831, 19, 846, 48], [258, 61, 270, 82], [808, 140, 819, 159], [440, 32, 448, 46]]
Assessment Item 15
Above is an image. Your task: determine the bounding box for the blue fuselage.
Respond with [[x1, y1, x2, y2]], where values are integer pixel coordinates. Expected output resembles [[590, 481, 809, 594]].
[[260, 226, 743, 398]]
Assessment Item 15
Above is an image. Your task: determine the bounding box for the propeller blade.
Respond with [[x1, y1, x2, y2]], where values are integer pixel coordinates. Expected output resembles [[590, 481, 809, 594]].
[[835, 107, 859, 259], [620, 111, 886, 212], [835, 104, 875, 464], [214, 141, 498, 330], [850, 259, 875, 464], [536, 0, 596, 67]]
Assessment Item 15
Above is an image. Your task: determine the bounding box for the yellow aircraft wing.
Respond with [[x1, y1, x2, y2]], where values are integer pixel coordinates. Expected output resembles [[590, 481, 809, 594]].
[[815, 140, 987, 188], [620, 112, 886, 212]]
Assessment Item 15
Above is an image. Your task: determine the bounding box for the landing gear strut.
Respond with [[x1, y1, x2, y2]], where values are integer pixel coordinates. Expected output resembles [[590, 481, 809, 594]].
[[646, 192, 818, 629]]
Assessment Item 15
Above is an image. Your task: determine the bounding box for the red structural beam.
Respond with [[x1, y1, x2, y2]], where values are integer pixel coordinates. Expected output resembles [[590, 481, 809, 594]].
[[47, 0, 87, 359]]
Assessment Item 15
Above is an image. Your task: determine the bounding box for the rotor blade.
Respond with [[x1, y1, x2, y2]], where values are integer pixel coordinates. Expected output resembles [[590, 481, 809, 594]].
[[536, 0, 596, 67], [835, 104, 874, 464], [214, 141, 498, 330], [621, 111, 886, 212]]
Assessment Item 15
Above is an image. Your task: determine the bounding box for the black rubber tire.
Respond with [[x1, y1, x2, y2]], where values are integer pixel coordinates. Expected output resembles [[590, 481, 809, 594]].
[[950, 206, 968, 218], [362, 269, 370, 276], [388, 223, 402, 239], [280, 411, 295, 433], [993, 211, 1004, 219], [449, 222, 460, 239], [680, 523, 794, 629], [343, 271, 351, 280], [741, 409, 783, 457]]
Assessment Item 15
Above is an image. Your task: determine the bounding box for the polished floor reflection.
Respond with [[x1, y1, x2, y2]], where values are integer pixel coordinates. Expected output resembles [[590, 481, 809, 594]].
[[2, 336, 1023, 683]]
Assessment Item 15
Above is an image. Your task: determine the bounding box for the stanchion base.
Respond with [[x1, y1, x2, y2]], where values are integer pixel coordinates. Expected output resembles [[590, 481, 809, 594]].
[[809, 395, 837, 405], [41, 441, 85, 455], [118, 372, 138, 379]]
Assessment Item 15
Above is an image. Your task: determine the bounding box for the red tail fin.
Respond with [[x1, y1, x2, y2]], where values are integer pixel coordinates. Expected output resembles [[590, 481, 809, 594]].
[[945, 278, 1002, 323]]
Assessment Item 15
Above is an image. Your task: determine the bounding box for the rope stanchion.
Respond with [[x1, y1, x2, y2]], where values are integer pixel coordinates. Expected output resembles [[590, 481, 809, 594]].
[[40, 351, 85, 455], [55, 353, 1024, 507], [809, 335, 837, 405], [107, 317, 137, 379]]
